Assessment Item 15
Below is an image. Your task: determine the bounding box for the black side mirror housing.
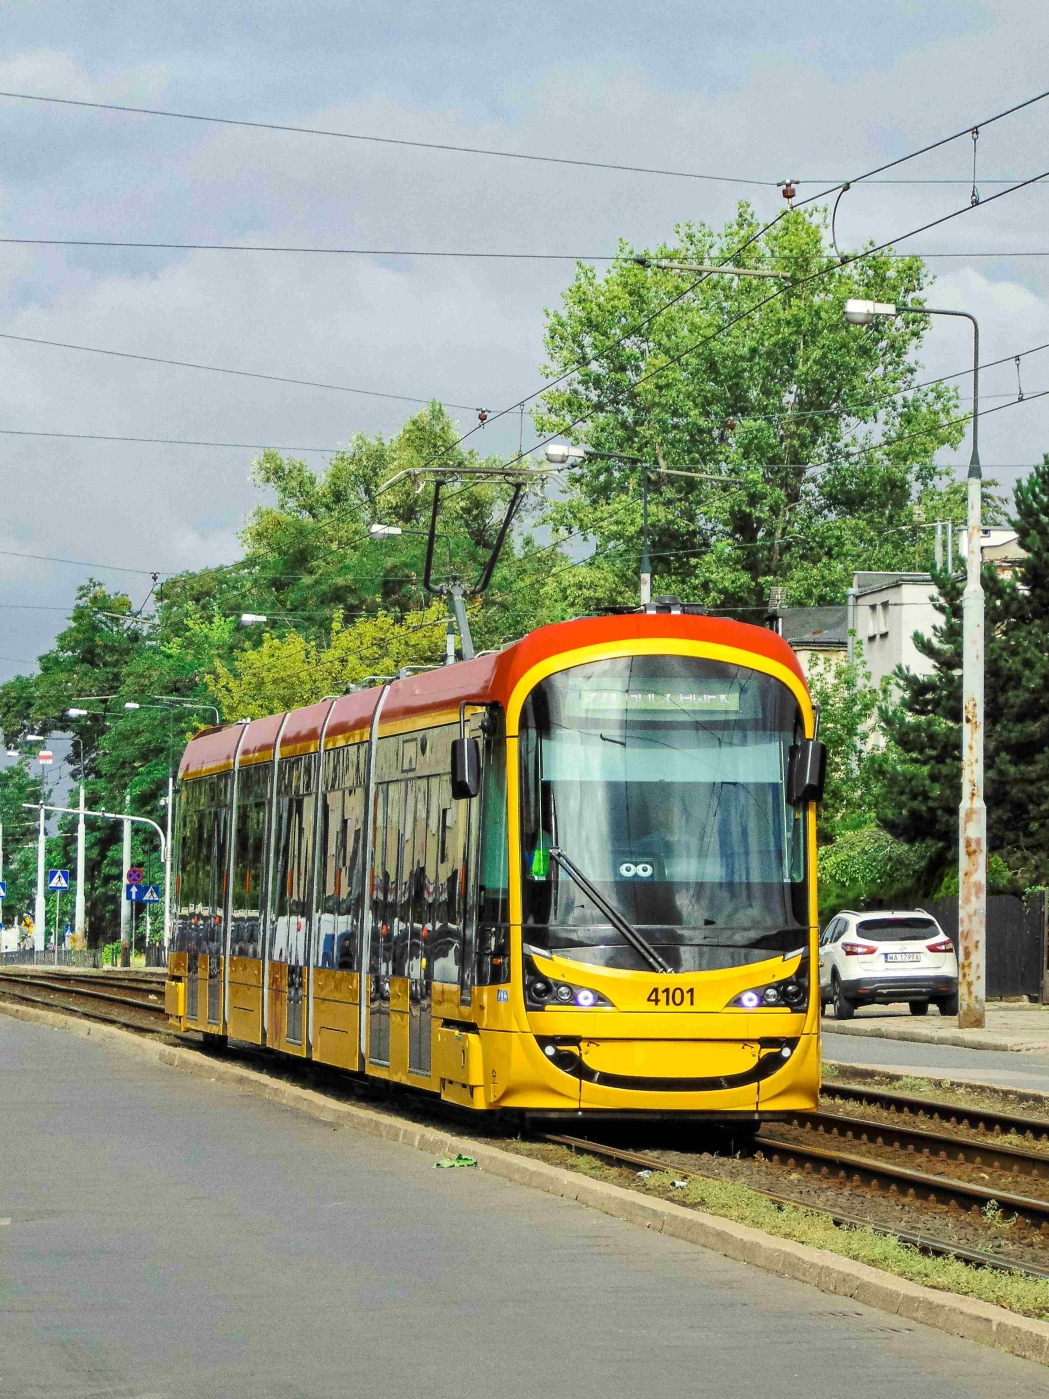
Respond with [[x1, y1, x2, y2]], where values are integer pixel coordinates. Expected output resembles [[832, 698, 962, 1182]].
[[451, 736, 481, 800], [788, 738, 827, 804]]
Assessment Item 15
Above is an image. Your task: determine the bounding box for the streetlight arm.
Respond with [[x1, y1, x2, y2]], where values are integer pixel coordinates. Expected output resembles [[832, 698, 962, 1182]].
[[897, 306, 979, 472], [22, 803, 167, 863]]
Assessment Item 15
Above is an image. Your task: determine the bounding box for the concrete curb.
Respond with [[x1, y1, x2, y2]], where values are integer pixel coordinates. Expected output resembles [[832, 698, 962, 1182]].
[[4, 999, 1049, 1369], [822, 1020, 1039, 1053]]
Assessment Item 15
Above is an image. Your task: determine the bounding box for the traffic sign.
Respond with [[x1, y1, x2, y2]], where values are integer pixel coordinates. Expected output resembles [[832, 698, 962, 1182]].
[[126, 867, 143, 885], [47, 869, 69, 890], [126, 883, 158, 902], [0, 880, 7, 899], [38, 750, 53, 765]]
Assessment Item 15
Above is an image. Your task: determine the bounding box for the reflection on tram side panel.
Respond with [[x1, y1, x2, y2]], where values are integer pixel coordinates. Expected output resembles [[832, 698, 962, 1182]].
[[166, 610, 825, 1120]]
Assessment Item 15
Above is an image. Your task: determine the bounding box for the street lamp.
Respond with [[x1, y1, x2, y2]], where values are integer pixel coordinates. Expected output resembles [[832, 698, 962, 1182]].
[[844, 296, 984, 1029]]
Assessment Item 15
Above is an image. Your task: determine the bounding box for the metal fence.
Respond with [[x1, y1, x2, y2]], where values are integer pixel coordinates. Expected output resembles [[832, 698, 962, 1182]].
[[922, 891, 1048, 1001], [1, 946, 168, 969]]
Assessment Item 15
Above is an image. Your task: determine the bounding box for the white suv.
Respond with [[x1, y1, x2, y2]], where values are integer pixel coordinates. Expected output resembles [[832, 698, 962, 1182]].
[[819, 910, 959, 1020]]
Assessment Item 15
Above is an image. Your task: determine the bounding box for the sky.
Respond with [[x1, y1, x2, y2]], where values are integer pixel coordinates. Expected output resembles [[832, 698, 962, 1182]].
[[0, 0, 1048, 709]]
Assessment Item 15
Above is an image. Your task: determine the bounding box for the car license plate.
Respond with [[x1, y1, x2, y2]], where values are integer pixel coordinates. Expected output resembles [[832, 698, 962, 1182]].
[[885, 952, 921, 963]]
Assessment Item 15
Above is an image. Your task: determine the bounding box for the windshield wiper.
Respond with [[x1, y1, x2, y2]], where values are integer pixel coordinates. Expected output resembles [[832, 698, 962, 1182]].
[[549, 847, 671, 974]]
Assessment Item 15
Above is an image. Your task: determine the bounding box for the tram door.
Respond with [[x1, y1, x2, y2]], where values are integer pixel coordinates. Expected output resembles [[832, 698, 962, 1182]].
[[408, 777, 438, 1077]]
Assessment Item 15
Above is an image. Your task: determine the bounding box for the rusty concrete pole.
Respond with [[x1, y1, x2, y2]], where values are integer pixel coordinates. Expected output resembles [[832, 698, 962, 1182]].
[[957, 312, 985, 1029], [843, 300, 985, 1025]]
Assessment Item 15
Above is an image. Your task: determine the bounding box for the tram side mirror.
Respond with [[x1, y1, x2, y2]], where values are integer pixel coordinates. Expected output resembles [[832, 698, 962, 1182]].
[[451, 736, 481, 800], [788, 738, 827, 805]]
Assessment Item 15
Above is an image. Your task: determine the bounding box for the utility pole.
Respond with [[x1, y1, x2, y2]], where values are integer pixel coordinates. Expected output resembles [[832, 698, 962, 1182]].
[[844, 298, 984, 1027], [74, 782, 86, 948], [959, 325, 985, 1029], [163, 773, 173, 950], [33, 805, 46, 953], [640, 463, 652, 606], [120, 791, 131, 967]]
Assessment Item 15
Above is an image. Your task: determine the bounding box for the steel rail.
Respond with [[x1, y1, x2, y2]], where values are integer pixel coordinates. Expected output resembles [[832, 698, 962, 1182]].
[[754, 1130, 1049, 1229], [787, 1107, 1049, 1182], [541, 1132, 1049, 1281], [824, 1082, 1049, 1143], [0, 969, 167, 1027]]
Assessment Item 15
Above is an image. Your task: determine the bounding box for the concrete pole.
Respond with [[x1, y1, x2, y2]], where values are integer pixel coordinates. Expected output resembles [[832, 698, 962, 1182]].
[[33, 805, 46, 952], [120, 791, 131, 967], [640, 463, 652, 606], [163, 774, 173, 950], [958, 314, 985, 1030], [74, 783, 86, 948]]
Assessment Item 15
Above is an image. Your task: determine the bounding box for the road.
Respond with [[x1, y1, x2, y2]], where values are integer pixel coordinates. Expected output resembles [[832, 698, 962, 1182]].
[[824, 1030, 1049, 1093], [2, 1015, 1048, 1398]]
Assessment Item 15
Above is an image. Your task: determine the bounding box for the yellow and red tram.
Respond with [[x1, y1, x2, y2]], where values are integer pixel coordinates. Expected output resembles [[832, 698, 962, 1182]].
[[165, 610, 825, 1120]]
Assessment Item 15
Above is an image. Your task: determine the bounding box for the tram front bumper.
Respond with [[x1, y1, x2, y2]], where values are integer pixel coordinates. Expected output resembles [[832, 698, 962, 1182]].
[[513, 1024, 817, 1114]]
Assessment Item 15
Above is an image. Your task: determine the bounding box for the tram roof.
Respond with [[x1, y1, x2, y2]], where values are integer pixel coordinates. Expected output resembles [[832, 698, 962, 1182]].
[[178, 611, 802, 779]]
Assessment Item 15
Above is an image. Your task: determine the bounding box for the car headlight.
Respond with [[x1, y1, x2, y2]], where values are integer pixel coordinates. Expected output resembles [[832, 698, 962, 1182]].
[[525, 954, 613, 1010]]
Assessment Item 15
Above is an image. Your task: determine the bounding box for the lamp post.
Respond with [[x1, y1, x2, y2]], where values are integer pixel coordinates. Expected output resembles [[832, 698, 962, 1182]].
[[844, 298, 984, 1028], [56, 722, 89, 949]]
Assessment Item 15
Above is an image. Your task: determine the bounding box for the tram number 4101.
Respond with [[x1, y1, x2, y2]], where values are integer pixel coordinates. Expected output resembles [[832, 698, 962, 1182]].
[[647, 987, 696, 1007]]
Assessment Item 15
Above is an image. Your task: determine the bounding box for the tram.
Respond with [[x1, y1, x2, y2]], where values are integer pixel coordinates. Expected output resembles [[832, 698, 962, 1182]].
[[165, 607, 826, 1120]]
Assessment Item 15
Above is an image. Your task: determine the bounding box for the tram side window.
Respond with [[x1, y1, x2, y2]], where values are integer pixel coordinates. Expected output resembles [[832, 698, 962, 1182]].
[[320, 782, 365, 969], [231, 763, 269, 959], [431, 774, 467, 985], [203, 788, 231, 959], [271, 789, 314, 966], [476, 716, 510, 985]]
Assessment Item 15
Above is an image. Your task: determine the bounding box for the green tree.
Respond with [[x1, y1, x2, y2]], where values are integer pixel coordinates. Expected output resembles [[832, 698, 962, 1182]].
[[225, 401, 543, 643], [535, 204, 964, 614], [208, 607, 448, 719]]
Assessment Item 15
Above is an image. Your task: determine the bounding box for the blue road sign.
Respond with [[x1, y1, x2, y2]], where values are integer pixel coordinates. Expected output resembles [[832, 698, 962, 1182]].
[[126, 883, 144, 902], [48, 869, 70, 891], [141, 884, 161, 904], [0, 880, 7, 898]]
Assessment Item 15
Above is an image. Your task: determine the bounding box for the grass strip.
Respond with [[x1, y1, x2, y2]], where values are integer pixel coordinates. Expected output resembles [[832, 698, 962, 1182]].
[[511, 1141, 1049, 1321]]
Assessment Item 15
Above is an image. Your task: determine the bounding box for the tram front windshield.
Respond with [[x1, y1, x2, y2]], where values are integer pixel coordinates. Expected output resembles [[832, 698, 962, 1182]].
[[519, 655, 808, 971]]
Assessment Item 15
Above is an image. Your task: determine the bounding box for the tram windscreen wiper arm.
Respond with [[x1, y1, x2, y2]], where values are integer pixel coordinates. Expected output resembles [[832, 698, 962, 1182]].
[[548, 847, 671, 974]]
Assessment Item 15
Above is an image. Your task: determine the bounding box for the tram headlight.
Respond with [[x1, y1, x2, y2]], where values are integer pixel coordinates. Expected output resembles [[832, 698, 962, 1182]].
[[524, 953, 613, 1010], [726, 959, 809, 1010]]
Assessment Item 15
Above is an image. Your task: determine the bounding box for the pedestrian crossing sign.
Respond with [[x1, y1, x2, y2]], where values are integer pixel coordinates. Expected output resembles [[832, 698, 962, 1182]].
[[47, 869, 70, 890]]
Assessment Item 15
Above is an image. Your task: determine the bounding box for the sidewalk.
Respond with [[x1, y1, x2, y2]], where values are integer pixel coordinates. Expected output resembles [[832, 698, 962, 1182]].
[[821, 1002, 1049, 1053]]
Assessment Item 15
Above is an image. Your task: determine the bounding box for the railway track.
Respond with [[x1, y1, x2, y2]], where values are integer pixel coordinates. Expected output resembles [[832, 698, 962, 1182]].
[[0, 967, 167, 1030], [542, 1131, 1049, 1282]]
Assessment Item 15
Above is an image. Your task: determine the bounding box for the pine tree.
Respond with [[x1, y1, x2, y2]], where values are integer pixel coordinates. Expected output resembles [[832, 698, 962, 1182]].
[[877, 456, 1049, 889]]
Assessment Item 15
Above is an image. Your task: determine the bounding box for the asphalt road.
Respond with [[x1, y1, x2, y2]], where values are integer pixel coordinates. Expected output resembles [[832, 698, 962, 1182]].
[[2, 1016, 1049, 1398], [823, 1031, 1049, 1093]]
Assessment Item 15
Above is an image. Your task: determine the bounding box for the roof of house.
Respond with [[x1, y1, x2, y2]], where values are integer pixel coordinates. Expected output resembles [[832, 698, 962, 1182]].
[[777, 605, 848, 650]]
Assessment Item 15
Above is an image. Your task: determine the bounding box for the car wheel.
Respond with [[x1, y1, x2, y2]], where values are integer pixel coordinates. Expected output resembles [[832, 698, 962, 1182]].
[[908, 1001, 929, 1016], [935, 992, 959, 1017], [832, 973, 855, 1021]]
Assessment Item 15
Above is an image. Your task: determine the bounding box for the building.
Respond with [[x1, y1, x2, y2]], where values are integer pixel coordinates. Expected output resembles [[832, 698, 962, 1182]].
[[775, 605, 848, 679], [769, 528, 1027, 691]]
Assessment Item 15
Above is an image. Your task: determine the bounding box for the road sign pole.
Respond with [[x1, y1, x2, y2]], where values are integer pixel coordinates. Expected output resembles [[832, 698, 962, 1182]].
[[54, 889, 60, 965], [120, 792, 131, 967], [74, 783, 86, 949], [33, 806, 46, 955]]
